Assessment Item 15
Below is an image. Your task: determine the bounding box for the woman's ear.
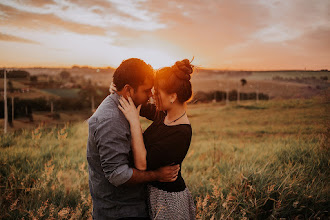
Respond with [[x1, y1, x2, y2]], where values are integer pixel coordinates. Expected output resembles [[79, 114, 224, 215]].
[[170, 93, 177, 103]]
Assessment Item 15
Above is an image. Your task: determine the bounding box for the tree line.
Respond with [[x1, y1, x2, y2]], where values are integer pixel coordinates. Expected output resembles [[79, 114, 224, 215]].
[[191, 90, 269, 103]]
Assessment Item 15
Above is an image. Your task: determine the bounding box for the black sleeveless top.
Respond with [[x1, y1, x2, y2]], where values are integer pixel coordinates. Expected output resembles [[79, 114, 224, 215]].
[[140, 104, 192, 192]]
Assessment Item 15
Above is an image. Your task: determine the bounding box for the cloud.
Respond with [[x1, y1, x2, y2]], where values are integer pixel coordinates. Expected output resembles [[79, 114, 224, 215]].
[[0, 32, 40, 44], [289, 26, 330, 54], [141, 0, 270, 64], [0, 0, 166, 31], [0, 0, 329, 69], [252, 24, 301, 43], [0, 4, 107, 36], [140, 0, 330, 69]]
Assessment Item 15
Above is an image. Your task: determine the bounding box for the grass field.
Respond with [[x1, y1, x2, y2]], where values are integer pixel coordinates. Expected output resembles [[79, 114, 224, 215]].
[[2, 70, 329, 101], [191, 70, 329, 99], [0, 97, 329, 219]]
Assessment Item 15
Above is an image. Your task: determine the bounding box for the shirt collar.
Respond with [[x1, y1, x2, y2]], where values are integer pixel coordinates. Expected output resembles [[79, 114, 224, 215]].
[[109, 92, 120, 106]]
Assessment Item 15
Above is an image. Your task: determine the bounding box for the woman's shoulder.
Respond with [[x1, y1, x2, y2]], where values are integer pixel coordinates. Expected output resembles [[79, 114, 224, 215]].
[[165, 124, 192, 138]]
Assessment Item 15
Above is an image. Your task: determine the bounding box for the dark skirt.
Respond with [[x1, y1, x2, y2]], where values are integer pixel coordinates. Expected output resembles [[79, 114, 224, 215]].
[[147, 185, 196, 220]]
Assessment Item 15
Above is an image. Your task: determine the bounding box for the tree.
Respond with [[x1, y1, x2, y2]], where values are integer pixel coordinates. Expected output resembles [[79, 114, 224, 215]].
[[30, 76, 38, 82], [0, 70, 30, 79], [8, 80, 14, 93], [241, 78, 247, 86], [78, 85, 97, 112], [59, 71, 71, 79]]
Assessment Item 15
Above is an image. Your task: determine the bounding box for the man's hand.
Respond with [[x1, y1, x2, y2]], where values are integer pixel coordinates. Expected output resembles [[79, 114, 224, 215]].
[[155, 164, 180, 182], [124, 164, 180, 185]]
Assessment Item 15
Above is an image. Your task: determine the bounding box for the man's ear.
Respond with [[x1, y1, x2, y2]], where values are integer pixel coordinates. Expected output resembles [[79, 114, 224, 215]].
[[123, 84, 134, 98]]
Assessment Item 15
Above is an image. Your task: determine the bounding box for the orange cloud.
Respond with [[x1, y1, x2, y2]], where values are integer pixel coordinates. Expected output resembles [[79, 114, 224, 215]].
[[0, 0, 329, 69], [0, 32, 39, 44], [0, 4, 107, 36]]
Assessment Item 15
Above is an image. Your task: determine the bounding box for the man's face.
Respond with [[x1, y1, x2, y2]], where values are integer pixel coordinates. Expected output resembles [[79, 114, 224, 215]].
[[130, 78, 153, 106]]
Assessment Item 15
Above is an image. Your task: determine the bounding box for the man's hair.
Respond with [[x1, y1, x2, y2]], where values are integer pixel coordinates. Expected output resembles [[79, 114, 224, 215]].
[[113, 58, 154, 91]]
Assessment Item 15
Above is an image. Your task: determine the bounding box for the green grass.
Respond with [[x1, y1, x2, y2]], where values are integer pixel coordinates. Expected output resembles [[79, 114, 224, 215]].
[[1, 97, 329, 219]]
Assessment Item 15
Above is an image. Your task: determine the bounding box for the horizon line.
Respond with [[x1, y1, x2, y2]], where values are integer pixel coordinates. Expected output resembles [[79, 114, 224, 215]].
[[0, 65, 328, 72]]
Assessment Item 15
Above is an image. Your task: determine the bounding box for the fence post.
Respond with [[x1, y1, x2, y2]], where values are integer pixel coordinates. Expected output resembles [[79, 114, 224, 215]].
[[4, 69, 8, 133], [256, 85, 259, 104], [51, 101, 54, 113], [91, 95, 95, 112], [11, 96, 14, 122], [237, 82, 240, 104]]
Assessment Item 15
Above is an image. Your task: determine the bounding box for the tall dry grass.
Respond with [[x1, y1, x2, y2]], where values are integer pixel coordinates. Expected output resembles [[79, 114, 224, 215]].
[[184, 98, 329, 219], [0, 97, 329, 219], [0, 123, 92, 219]]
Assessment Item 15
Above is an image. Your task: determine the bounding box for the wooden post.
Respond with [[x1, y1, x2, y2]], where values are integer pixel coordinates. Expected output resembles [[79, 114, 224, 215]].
[[11, 96, 14, 122], [51, 101, 54, 113], [91, 95, 95, 112], [256, 85, 259, 104], [226, 88, 229, 105], [237, 88, 240, 104], [4, 69, 8, 133], [237, 82, 240, 104]]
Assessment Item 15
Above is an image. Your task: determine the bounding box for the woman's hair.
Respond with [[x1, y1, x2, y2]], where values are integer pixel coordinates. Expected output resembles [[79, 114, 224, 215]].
[[155, 59, 194, 104], [113, 58, 154, 91]]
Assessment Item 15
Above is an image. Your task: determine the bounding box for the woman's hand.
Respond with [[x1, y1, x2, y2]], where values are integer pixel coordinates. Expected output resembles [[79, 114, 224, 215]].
[[118, 96, 142, 125], [109, 82, 117, 94]]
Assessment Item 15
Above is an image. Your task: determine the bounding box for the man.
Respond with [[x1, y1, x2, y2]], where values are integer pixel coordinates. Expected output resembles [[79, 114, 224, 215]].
[[87, 58, 180, 219]]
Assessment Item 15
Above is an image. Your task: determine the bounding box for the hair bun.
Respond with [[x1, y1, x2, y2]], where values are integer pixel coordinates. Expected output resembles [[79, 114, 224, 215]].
[[173, 59, 193, 80]]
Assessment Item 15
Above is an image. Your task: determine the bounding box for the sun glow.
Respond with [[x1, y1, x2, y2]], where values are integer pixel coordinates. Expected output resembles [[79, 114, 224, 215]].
[[0, 25, 190, 69], [125, 47, 177, 69], [116, 37, 190, 69]]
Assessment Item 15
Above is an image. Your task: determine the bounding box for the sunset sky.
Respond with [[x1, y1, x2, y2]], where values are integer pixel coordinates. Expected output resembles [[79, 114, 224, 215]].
[[0, 0, 329, 70]]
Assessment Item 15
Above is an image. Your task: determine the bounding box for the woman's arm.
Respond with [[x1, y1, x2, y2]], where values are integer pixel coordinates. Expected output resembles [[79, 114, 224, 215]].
[[140, 103, 157, 121], [129, 118, 147, 171], [118, 96, 147, 171]]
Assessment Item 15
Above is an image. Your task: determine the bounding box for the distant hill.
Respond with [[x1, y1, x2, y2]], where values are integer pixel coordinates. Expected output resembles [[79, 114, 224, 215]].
[[1, 68, 329, 99]]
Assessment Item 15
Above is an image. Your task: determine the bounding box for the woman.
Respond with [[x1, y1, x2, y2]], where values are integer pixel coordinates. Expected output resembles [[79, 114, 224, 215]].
[[118, 59, 196, 219]]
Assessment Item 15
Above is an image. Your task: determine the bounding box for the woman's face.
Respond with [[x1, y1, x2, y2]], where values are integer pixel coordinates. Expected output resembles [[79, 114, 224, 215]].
[[154, 87, 172, 111]]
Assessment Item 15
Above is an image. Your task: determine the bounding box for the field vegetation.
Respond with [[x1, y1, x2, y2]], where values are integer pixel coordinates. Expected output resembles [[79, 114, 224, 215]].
[[1, 97, 328, 219]]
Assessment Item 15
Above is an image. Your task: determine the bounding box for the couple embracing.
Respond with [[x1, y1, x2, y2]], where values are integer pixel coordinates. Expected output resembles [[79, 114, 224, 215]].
[[87, 58, 196, 219]]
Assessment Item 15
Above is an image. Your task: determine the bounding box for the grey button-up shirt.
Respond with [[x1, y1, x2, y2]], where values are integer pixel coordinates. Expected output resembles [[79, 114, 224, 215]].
[[87, 93, 148, 219]]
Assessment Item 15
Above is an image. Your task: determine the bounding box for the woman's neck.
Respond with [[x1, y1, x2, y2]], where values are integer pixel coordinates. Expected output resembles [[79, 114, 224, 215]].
[[166, 104, 186, 122]]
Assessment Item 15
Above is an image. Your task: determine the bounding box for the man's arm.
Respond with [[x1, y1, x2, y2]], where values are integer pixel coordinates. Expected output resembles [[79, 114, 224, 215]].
[[124, 164, 180, 186], [95, 118, 134, 187]]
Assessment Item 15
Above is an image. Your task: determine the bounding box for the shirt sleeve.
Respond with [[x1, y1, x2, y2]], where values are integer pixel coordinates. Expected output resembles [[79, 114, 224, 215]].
[[94, 118, 133, 187], [146, 130, 191, 170]]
